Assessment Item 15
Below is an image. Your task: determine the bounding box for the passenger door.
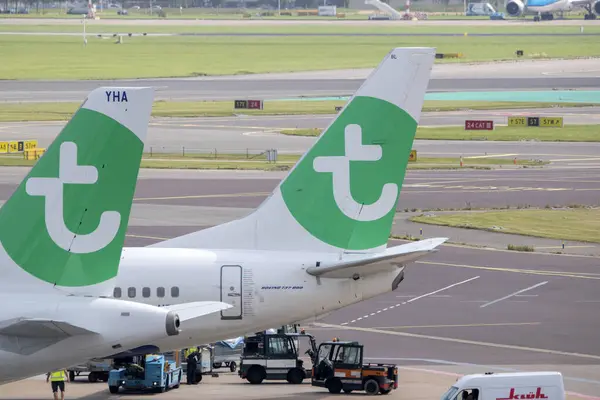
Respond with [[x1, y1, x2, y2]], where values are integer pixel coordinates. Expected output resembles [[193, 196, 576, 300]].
[[220, 265, 243, 320]]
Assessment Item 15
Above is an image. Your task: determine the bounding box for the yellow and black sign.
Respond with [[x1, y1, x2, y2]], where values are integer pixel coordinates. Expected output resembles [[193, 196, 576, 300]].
[[508, 116, 563, 128], [0, 142, 7, 154], [540, 117, 563, 127], [409, 149, 417, 162], [24, 140, 38, 150], [24, 148, 46, 161], [8, 141, 19, 153], [508, 117, 527, 126]]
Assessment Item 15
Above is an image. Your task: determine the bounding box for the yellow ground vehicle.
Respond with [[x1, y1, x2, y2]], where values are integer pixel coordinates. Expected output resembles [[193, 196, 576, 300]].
[[311, 340, 398, 395]]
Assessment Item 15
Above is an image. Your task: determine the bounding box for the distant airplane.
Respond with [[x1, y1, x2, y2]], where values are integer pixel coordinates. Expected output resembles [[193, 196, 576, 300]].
[[506, 0, 599, 21]]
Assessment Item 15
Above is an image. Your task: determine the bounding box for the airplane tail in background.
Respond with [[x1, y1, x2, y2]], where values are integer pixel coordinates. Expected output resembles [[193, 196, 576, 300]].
[[153, 48, 436, 254], [0, 87, 153, 296]]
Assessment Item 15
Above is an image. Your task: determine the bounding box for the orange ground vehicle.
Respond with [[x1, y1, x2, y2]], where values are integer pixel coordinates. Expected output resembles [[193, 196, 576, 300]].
[[311, 340, 398, 395]]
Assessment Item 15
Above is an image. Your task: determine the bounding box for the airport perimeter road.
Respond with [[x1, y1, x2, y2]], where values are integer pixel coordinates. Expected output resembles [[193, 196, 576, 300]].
[[2, 109, 600, 160]]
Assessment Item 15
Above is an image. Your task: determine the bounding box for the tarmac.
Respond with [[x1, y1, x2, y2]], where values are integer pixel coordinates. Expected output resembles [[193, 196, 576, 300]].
[[1, 58, 599, 102], [3, 109, 600, 158], [1, 35, 599, 399]]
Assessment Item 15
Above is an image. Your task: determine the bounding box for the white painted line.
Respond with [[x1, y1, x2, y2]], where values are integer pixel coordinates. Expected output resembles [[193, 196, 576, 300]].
[[340, 322, 348, 326], [480, 281, 548, 308], [405, 276, 481, 304]]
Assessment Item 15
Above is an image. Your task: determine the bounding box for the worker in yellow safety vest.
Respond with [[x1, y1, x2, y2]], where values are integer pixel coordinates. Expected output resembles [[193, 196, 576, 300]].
[[46, 369, 69, 400]]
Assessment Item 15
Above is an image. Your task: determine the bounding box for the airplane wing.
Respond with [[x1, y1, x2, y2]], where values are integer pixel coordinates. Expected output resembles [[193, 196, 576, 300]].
[[0, 318, 97, 355], [162, 301, 232, 322], [305, 237, 448, 279]]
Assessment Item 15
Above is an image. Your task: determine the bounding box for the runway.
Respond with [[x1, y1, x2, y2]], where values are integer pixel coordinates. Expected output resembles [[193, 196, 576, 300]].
[[1, 58, 599, 102]]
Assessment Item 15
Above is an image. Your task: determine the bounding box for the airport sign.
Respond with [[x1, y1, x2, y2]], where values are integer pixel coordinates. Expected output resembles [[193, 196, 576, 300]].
[[234, 100, 264, 110], [465, 120, 494, 130]]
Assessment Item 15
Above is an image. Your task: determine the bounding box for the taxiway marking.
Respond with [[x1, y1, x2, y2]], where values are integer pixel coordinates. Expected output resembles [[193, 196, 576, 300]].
[[415, 260, 600, 280], [133, 192, 270, 201], [313, 322, 600, 361], [341, 277, 479, 326], [373, 322, 541, 330], [480, 281, 548, 308]]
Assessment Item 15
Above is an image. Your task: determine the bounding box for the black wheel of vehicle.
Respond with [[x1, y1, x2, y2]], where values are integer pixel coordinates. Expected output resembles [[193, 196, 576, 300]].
[[88, 372, 98, 383], [69, 371, 75, 382], [287, 368, 304, 384], [246, 366, 265, 384], [229, 362, 237, 372], [326, 378, 342, 394], [213, 362, 222, 369], [380, 388, 392, 395], [364, 379, 380, 396], [109, 385, 119, 394], [195, 371, 203, 384]]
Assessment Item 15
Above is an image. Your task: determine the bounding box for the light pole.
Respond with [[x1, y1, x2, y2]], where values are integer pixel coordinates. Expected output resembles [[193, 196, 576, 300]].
[[82, 15, 88, 46]]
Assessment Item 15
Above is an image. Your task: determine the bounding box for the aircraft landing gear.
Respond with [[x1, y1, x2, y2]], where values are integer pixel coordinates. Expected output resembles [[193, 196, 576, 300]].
[[534, 12, 554, 21], [583, 5, 597, 19]]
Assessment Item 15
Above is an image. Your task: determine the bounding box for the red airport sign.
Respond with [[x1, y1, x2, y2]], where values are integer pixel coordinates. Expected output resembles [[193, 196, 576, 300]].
[[465, 120, 494, 130]]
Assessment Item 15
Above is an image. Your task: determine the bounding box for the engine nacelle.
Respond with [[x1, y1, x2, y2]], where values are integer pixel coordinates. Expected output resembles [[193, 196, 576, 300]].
[[506, 0, 525, 16], [594, 0, 600, 14]]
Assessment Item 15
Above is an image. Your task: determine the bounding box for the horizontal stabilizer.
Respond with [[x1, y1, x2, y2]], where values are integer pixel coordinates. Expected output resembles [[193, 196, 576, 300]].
[[0, 318, 96, 338], [162, 301, 232, 322], [0, 318, 97, 355], [306, 237, 448, 279]]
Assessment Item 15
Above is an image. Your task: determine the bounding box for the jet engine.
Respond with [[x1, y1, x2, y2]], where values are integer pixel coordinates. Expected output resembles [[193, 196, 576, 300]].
[[506, 0, 525, 16], [594, 0, 600, 14]]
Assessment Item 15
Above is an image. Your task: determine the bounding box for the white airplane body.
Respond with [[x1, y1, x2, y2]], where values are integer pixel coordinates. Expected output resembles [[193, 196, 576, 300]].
[[506, 0, 600, 20], [0, 87, 230, 385], [110, 47, 449, 356]]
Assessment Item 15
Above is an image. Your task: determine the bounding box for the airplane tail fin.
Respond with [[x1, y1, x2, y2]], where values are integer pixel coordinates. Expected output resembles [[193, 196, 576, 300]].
[[153, 47, 435, 254], [0, 87, 153, 296]]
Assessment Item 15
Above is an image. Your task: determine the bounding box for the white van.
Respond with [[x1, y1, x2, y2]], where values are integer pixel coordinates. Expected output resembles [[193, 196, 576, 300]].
[[441, 372, 565, 400]]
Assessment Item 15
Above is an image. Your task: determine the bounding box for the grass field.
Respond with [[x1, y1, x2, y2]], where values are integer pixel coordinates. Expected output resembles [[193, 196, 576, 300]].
[[410, 208, 600, 244], [0, 153, 543, 170], [282, 125, 600, 142], [0, 100, 594, 123], [1, 33, 598, 79]]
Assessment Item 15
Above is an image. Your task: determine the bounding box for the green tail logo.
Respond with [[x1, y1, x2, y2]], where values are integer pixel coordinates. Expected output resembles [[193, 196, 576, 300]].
[[25, 141, 120, 254], [313, 123, 398, 222], [280, 96, 417, 250]]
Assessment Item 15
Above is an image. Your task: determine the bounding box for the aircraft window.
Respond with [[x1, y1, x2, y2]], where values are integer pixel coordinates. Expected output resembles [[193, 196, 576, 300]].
[[157, 287, 165, 298], [142, 287, 151, 298], [127, 287, 136, 298], [113, 287, 121, 298], [171, 287, 179, 298]]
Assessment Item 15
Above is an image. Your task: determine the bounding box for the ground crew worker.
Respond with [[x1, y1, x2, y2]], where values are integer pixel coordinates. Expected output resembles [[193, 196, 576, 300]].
[[46, 369, 69, 400], [186, 347, 200, 385]]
